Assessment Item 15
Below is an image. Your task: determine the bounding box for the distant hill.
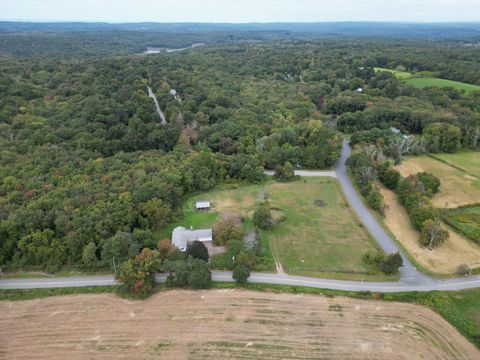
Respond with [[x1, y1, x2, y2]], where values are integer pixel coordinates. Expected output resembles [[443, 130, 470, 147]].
[[1, 21, 480, 40]]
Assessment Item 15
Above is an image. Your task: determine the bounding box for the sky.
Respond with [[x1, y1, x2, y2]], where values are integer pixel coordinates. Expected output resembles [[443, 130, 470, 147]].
[[1, 0, 480, 23]]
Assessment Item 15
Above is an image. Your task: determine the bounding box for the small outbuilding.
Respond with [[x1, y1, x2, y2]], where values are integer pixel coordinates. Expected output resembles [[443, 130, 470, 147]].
[[172, 226, 213, 252], [195, 201, 211, 211]]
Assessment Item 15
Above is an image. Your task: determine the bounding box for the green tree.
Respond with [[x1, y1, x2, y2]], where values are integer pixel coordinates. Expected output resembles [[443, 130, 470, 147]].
[[380, 252, 403, 275], [419, 219, 449, 250], [233, 265, 250, 284], [186, 240, 209, 262], [139, 198, 172, 231], [81, 242, 98, 269], [212, 214, 243, 246], [253, 202, 273, 229]]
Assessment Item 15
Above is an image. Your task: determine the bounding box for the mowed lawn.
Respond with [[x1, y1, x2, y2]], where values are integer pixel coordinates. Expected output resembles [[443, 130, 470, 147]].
[[433, 152, 480, 178], [395, 155, 480, 209], [405, 78, 480, 94], [264, 178, 385, 279], [374, 67, 412, 79]]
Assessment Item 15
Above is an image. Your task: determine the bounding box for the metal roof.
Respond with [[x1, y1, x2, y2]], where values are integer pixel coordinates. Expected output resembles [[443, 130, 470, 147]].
[[172, 226, 213, 251]]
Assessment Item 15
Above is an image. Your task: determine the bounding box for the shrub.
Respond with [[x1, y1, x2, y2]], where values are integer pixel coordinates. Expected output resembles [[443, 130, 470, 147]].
[[213, 214, 243, 245], [417, 172, 441, 196], [379, 167, 401, 190], [274, 161, 295, 181], [165, 257, 212, 289], [253, 201, 273, 229], [233, 265, 250, 284], [419, 219, 449, 249], [186, 240, 209, 262], [380, 252, 403, 275], [410, 205, 437, 230]]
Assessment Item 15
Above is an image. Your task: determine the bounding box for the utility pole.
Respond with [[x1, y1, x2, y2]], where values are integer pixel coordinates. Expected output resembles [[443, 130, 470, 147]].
[[112, 257, 117, 279], [0, 267, 3, 278]]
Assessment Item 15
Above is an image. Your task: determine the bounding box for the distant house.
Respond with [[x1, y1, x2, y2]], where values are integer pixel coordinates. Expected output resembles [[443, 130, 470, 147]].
[[355, 87, 363, 93], [195, 201, 211, 211], [172, 226, 213, 252], [389, 127, 401, 134]]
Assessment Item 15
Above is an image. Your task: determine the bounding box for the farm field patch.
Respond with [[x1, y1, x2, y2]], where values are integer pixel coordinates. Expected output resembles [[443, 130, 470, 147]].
[[1, 289, 478, 360], [379, 186, 480, 274], [395, 155, 480, 209]]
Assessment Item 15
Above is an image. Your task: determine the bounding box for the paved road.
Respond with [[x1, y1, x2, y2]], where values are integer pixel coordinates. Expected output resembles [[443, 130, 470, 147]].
[[2, 271, 480, 292], [2, 139, 479, 292]]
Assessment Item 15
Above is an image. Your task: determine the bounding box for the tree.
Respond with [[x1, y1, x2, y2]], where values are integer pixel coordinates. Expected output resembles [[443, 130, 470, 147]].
[[212, 214, 243, 246], [81, 242, 97, 269], [186, 240, 209, 262], [274, 161, 295, 181], [253, 201, 273, 229], [419, 219, 449, 250], [157, 239, 172, 260], [118, 248, 161, 299], [233, 265, 250, 284], [101, 232, 140, 268], [380, 252, 403, 275], [139, 198, 172, 231], [165, 257, 211, 289]]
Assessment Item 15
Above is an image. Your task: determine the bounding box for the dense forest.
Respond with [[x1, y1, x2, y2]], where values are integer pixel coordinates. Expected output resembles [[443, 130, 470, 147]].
[[1, 26, 479, 273]]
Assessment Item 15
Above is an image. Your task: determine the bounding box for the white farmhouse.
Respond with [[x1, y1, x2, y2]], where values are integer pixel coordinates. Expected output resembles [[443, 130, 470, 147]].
[[172, 226, 213, 252]]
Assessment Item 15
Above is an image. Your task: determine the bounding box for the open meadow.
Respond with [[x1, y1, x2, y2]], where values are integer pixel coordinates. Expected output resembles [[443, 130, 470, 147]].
[[1, 289, 479, 360], [395, 155, 480, 209]]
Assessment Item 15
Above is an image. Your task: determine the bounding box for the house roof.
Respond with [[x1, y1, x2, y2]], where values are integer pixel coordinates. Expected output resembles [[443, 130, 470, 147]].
[[172, 226, 213, 251]]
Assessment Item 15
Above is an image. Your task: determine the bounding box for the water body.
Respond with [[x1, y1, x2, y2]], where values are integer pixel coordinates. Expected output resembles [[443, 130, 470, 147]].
[[143, 43, 205, 54], [147, 86, 167, 125]]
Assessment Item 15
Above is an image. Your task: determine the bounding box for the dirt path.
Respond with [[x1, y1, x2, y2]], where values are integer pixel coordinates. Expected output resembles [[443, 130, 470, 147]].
[[1, 289, 478, 359]]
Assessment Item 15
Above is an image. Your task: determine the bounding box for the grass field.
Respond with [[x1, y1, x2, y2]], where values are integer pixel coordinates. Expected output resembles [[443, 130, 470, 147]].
[[374, 67, 480, 93], [433, 152, 480, 178], [442, 205, 480, 245], [264, 178, 387, 279], [158, 178, 389, 280], [374, 67, 412, 79], [396, 155, 480, 209], [1, 289, 478, 359], [406, 77, 480, 93]]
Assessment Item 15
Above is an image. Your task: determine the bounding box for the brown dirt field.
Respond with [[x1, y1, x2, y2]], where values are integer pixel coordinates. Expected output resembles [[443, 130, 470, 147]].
[[395, 156, 480, 208], [1, 289, 479, 360], [380, 187, 480, 274]]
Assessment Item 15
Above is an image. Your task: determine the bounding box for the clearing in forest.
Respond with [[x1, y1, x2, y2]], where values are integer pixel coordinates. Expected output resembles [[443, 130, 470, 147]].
[[1, 289, 478, 360], [158, 178, 388, 280]]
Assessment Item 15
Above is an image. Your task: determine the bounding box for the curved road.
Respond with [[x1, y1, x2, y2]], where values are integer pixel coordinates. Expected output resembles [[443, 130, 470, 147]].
[[2, 139, 480, 292]]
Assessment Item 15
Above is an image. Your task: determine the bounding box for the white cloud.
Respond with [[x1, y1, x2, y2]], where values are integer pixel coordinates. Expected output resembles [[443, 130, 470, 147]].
[[1, 0, 479, 22]]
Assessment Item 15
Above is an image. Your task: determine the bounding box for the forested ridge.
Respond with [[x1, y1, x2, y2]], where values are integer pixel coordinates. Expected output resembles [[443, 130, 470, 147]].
[[1, 35, 479, 272]]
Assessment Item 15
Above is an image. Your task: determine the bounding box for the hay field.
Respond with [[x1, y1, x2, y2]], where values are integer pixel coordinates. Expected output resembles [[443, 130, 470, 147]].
[[1, 289, 479, 360]]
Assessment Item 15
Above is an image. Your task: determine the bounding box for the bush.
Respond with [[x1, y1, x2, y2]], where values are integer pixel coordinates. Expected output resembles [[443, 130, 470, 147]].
[[186, 240, 209, 262], [363, 251, 403, 275], [379, 167, 401, 190], [213, 214, 243, 246], [380, 252, 403, 275], [253, 201, 273, 229], [233, 265, 250, 284], [165, 257, 211, 289], [274, 161, 295, 181], [419, 219, 449, 249], [417, 172, 441, 196], [410, 205, 437, 230]]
